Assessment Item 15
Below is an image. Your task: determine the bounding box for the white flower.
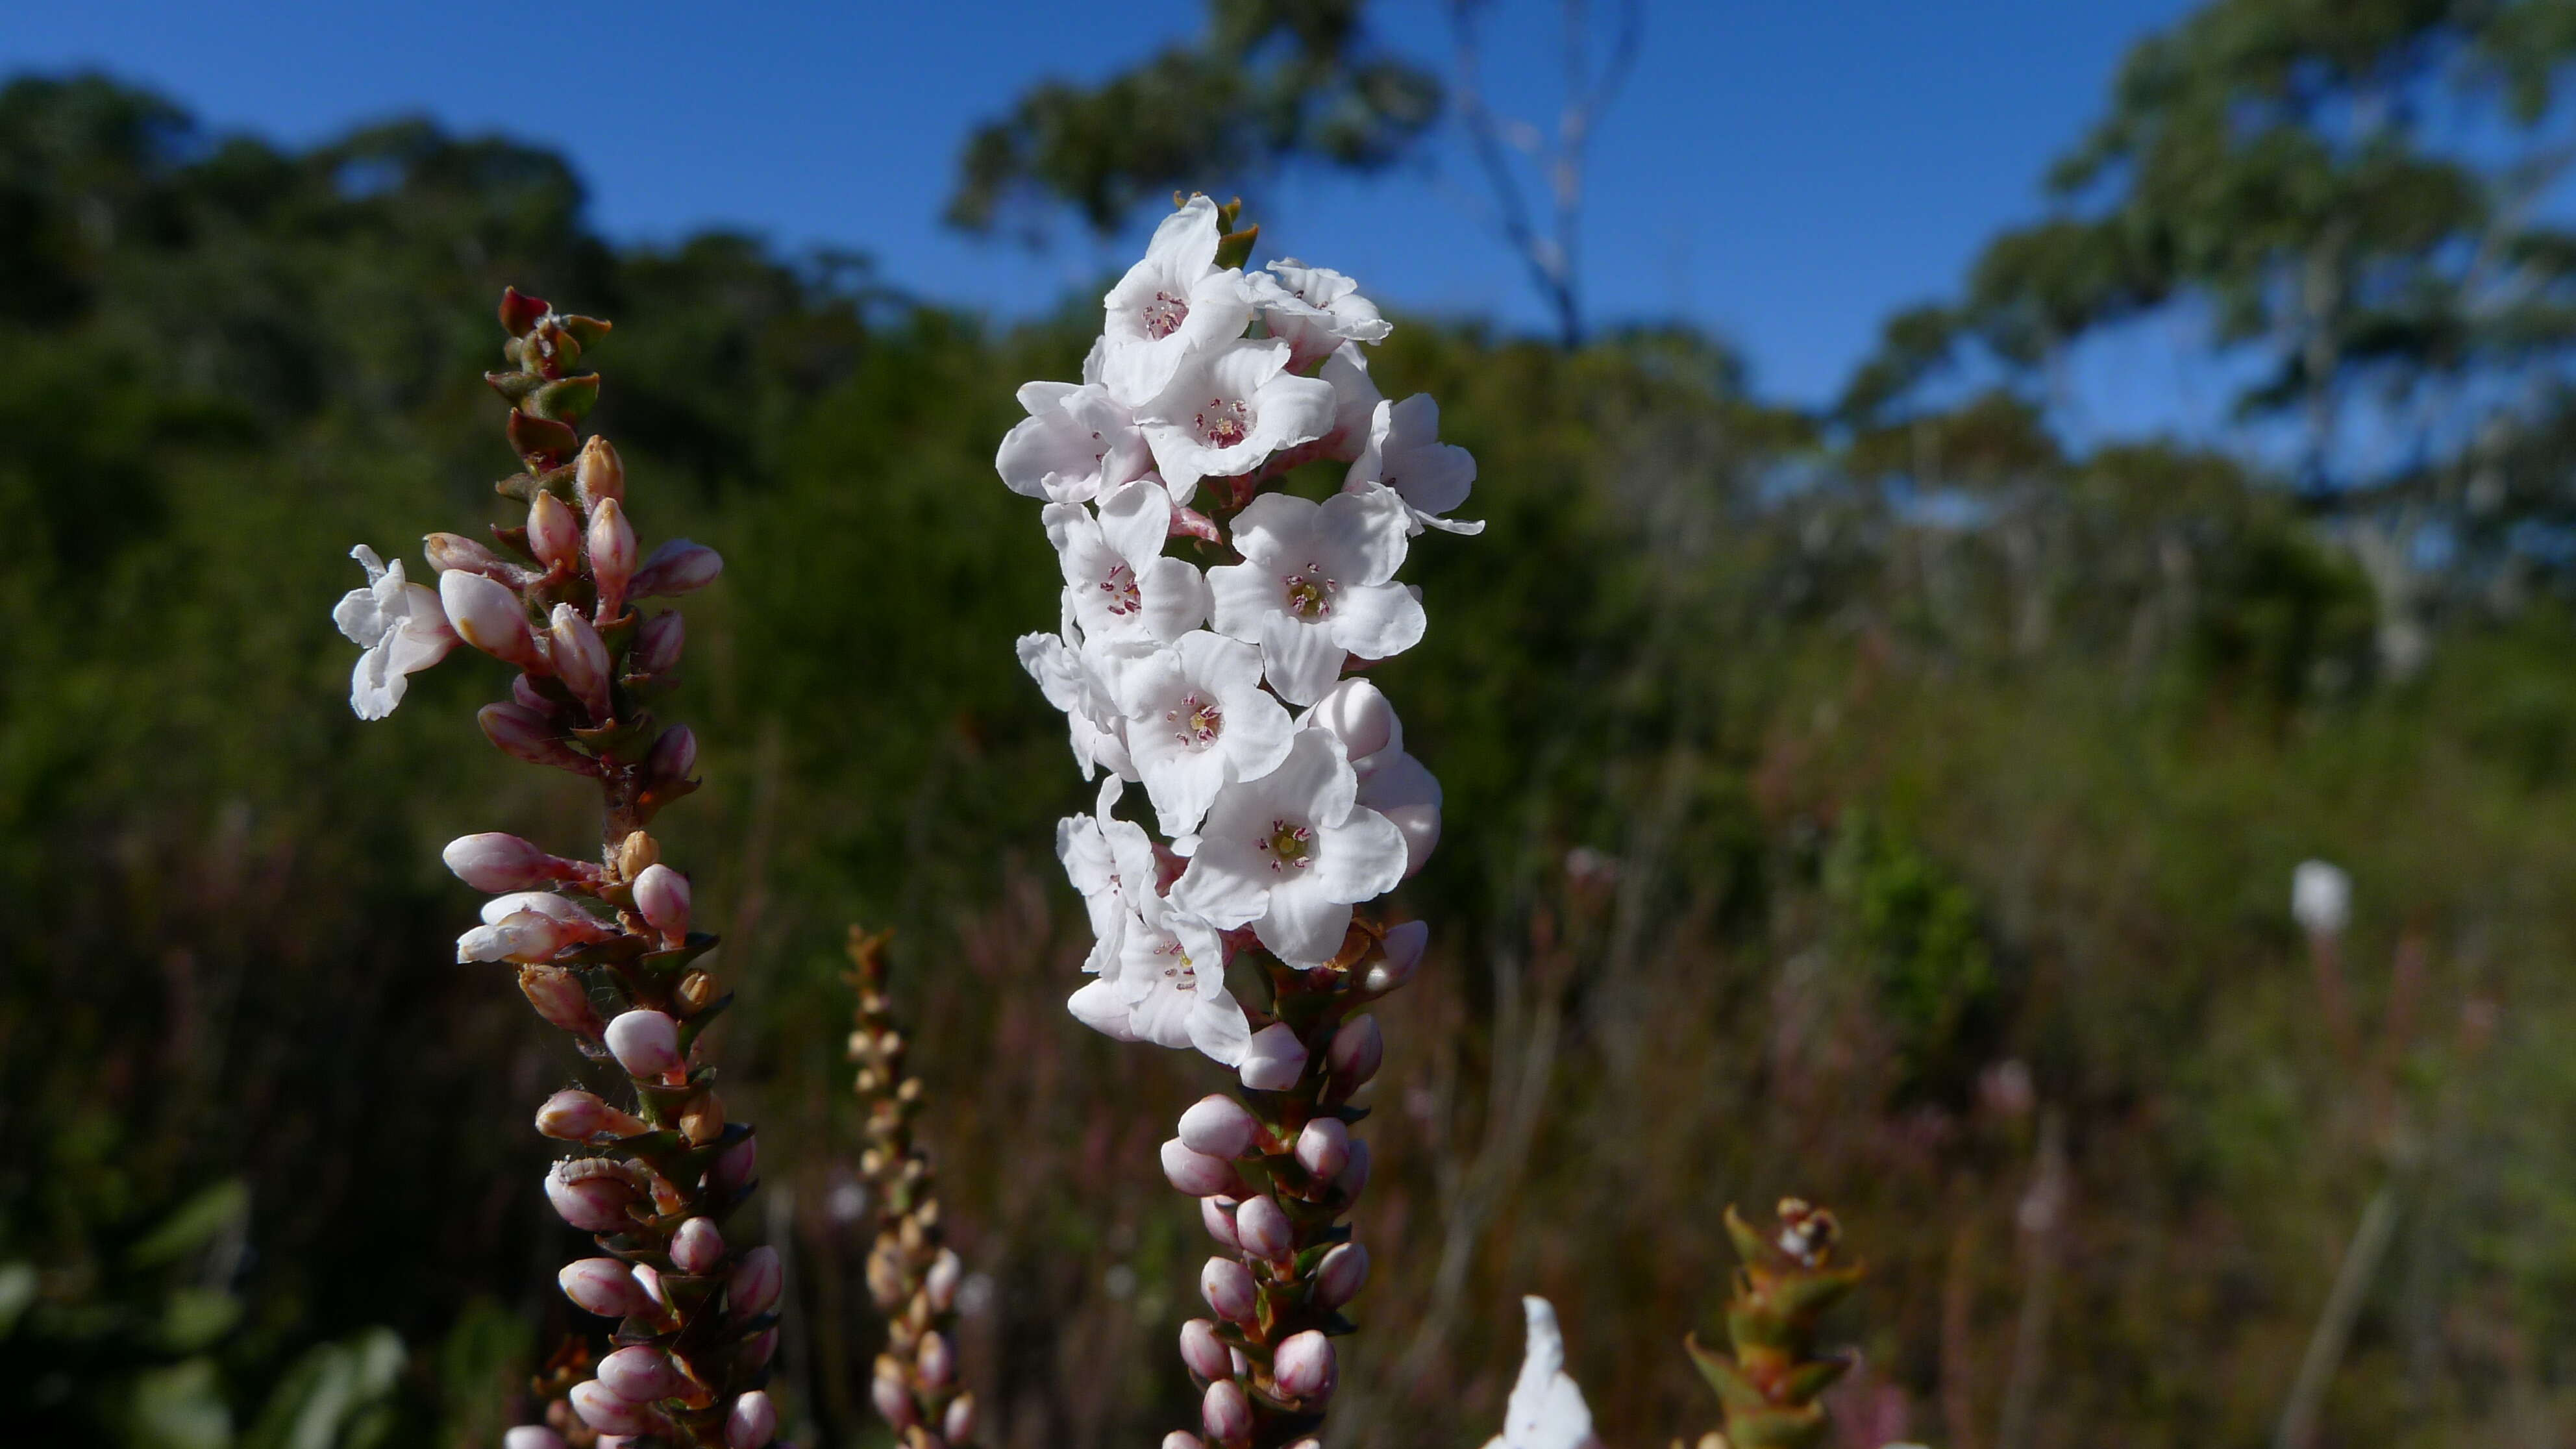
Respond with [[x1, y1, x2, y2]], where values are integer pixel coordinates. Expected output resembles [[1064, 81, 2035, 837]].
[[1113, 631, 1294, 836], [456, 893, 612, 964], [1100, 196, 1256, 408], [1171, 729, 1407, 965], [1303, 678, 1443, 876], [2292, 859, 2351, 937], [1058, 776, 1160, 974], [1248, 259, 1392, 372], [1045, 480, 1209, 647], [1068, 893, 1252, 1065], [1348, 394, 1483, 536], [1134, 338, 1335, 501], [1017, 629, 1139, 782], [1208, 486, 1424, 706], [1317, 343, 1384, 463], [1480, 1297, 1600, 1449], [996, 381, 1154, 502], [333, 545, 456, 719]]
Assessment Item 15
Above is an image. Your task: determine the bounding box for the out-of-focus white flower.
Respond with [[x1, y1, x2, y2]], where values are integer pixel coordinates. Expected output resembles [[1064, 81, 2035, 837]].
[[1115, 631, 1294, 836], [1018, 628, 1140, 782], [1248, 259, 1392, 371], [334, 545, 457, 719], [1058, 776, 1160, 974], [1134, 338, 1336, 501], [1480, 1296, 1600, 1449], [1100, 197, 1255, 408], [1209, 487, 1423, 706], [1046, 481, 1209, 646], [1349, 395, 1483, 536], [1069, 895, 1252, 1065], [997, 382, 1156, 502], [1172, 730, 1407, 965], [2292, 859, 2351, 937]]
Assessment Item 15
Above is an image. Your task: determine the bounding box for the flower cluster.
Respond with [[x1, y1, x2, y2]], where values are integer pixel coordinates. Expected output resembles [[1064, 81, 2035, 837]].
[[338, 290, 773, 1449], [1000, 196, 1477, 1449]]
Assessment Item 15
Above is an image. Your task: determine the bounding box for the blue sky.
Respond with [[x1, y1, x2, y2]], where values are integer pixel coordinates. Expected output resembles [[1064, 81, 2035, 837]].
[[1, 1, 2198, 408]]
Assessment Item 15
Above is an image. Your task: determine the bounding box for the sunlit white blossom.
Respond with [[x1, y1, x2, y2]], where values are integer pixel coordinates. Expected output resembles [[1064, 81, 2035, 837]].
[[1480, 1297, 1600, 1449], [1348, 394, 1483, 536], [1304, 678, 1443, 874], [996, 381, 1154, 502], [1069, 893, 1252, 1065], [1100, 196, 1256, 408], [1046, 480, 1209, 646], [1208, 486, 1424, 705], [1248, 259, 1392, 371], [1058, 776, 1161, 974], [1133, 338, 1336, 501], [1171, 729, 1407, 965], [1114, 631, 1295, 836], [1316, 343, 1384, 462], [334, 545, 457, 719], [1018, 629, 1140, 782]]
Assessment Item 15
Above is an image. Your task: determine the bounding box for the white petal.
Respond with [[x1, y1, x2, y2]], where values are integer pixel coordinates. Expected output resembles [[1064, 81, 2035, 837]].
[[1315, 806, 1408, 905], [1259, 613, 1346, 708], [1326, 580, 1427, 662], [1501, 1297, 1598, 1449], [1257, 876, 1354, 965], [1069, 978, 1144, 1041]]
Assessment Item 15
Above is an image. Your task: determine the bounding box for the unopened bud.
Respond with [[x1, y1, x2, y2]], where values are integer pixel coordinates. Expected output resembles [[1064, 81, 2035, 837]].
[[1161, 1138, 1241, 1198], [1385, 802, 1441, 878], [599, 1345, 686, 1402], [736, 1327, 778, 1371], [441, 569, 543, 667], [571, 1380, 660, 1435], [631, 610, 686, 676], [606, 1010, 682, 1078], [648, 725, 699, 787], [1294, 1118, 1351, 1182], [502, 1428, 567, 1449], [671, 1216, 725, 1274], [632, 539, 724, 597], [871, 1372, 917, 1431], [578, 435, 626, 506], [529, 491, 582, 571], [511, 671, 567, 720], [926, 1248, 962, 1312], [632, 863, 692, 941], [1180, 1317, 1232, 1380], [680, 1095, 726, 1146], [444, 832, 584, 893], [1178, 1094, 1259, 1159], [536, 1089, 612, 1141], [425, 531, 524, 583], [546, 1161, 641, 1233], [1335, 1139, 1371, 1199], [917, 1330, 955, 1389], [614, 830, 658, 880], [590, 497, 638, 617], [1200, 1257, 1257, 1324], [941, 1392, 976, 1444], [549, 605, 612, 716], [479, 702, 597, 774], [729, 1245, 782, 1317], [1272, 1330, 1336, 1403], [519, 965, 604, 1037], [1238, 1022, 1307, 1092], [1200, 1378, 1254, 1446], [724, 1389, 777, 1449], [560, 1257, 657, 1319], [1163, 1435, 1208, 1449], [1309, 678, 1398, 761], [1233, 1193, 1293, 1261], [677, 971, 717, 1013], [712, 1131, 758, 1194], [1200, 1195, 1240, 1250], [1362, 921, 1428, 995], [632, 1261, 669, 1311], [1312, 1241, 1369, 1309], [1327, 1015, 1382, 1091]]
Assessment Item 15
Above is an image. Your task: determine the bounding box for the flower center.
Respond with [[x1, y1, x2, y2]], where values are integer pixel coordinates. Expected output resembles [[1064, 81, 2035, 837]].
[[1145, 290, 1189, 340], [1165, 691, 1224, 749], [1282, 564, 1338, 619], [1257, 819, 1315, 873], [1156, 935, 1195, 986], [1193, 396, 1253, 449], [1098, 562, 1141, 616]]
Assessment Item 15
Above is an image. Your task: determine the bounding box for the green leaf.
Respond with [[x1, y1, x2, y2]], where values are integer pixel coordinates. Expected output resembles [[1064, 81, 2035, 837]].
[[129, 1357, 232, 1449]]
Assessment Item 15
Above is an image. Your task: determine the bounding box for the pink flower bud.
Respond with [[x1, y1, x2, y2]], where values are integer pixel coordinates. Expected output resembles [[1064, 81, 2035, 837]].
[[1179, 1318, 1232, 1381], [729, 1245, 783, 1317], [1294, 1118, 1351, 1182], [1161, 1138, 1242, 1198], [443, 832, 583, 892], [1200, 1196, 1241, 1250], [589, 497, 637, 616], [1362, 921, 1427, 996], [1239, 1022, 1307, 1092], [1335, 1139, 1372, 1199], [479, 702, 597, 774], [606, 1010, 682, 1078], [1384, 802, 1441, 878], [1309, 678, 1398, 761], [633, 863, 691, 941], [926, 1247, 962, 1312], [571, 1380, 659, 1434], [502, 1428, 567, 1449], [1200, 1378, 1254, 1446], [671, 1216, 725, 1274], [1272, 1330, 1337, 1403], [536, 1089, 608, 1141], [1163, 1435, 1208, 1449], [441, 569, 543, 667], [510, 671, 567, 719], [942, 1393, 978, 1444], [736, 1327, 778, 1370], [530, 490, 582, 571], [712, 1130, 758, 1194], [519, 965, 604, 1037], [724, 1389, 778, 1448], [632, 1262, 669, 1311], [1328, 1015, 1382, 1091], [1312, 1242, 1369, 1309], [425, 532, 526, 584], [631, 610, 686, 675], [871, 1373, 917, 1431], [599, 1345, 686, 1402], [1200, 1257, 1257, 1324], [547, 1163, 641, 1234], [632, 539, 723, 597], [560, 1257, 656, 1318], [1178, 1095, 1259, 1159], [1234, 1193, 1294, 1261], [647, 725, 699, 787], [578, 436, 626, 506], [549, 604, 612, 715], [917, 1330, 955, 1389]]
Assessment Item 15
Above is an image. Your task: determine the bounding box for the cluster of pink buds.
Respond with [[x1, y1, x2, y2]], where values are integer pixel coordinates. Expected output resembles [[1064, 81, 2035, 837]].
[[336, 290, 773, 1448]]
